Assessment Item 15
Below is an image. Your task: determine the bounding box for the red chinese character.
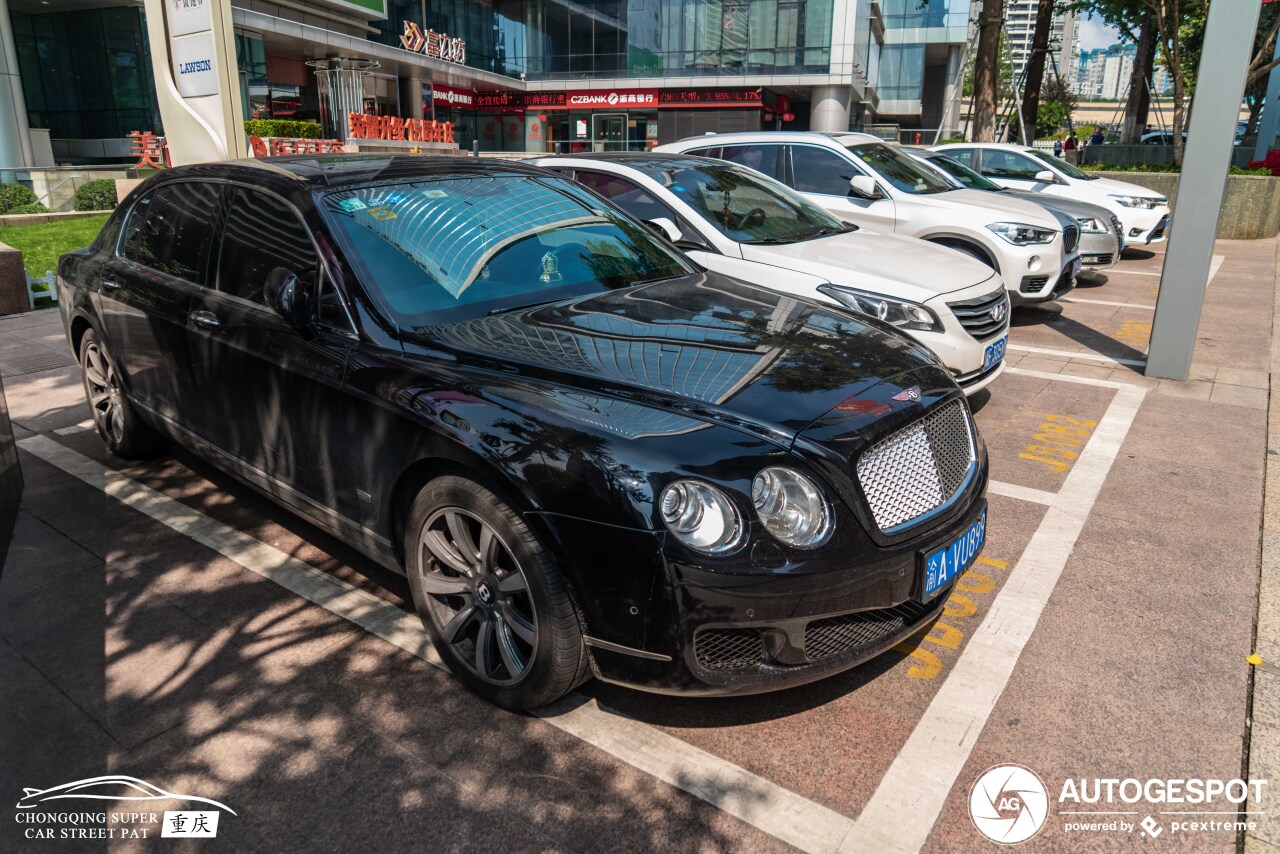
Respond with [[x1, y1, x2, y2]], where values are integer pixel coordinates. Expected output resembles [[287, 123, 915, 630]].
[[425, 29, 441, 59], [387, 116, 405, 140], [128, 131, 167, 169]]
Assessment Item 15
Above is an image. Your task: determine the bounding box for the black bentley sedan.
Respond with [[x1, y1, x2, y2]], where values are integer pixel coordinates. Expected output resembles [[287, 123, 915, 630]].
[[57, 155, 988, 709]]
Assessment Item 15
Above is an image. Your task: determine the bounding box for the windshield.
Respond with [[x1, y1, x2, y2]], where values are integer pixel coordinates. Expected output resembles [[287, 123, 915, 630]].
[[923, 154, 1004, 192], [1029, 150, 1096, 180], [845, 142, 955, 195], [321, 174, 693, 327], [639, 161, 849, 244]]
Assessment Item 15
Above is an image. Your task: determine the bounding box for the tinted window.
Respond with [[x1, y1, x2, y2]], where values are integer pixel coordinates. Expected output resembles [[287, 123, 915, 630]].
[[719, 145, 782, 180], [316, 270, 354, 332], [684, 146, 720, 159], [217, 188, 318, 306], [979, 150, 1045, 180], [789, 145, 860, 195], [1028, 149, 1095, 180], [923, 154, 1002, 191], [844, 143, 954, 194], [321, 175, 691, 327], [573, 170, 674, 223], [944, 148, 977, 168], [122, 182, 221, 284]]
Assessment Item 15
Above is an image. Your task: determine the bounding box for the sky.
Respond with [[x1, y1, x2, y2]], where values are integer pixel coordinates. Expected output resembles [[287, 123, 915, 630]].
[[1077, 12, 1123, 52]]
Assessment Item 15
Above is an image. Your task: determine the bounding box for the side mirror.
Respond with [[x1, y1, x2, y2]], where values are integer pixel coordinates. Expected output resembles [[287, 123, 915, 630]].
[[644, 217, 683, 243], [264, 267, 311, 332], [849, 175, 880, 198], [1034, 170, 1058, 183]]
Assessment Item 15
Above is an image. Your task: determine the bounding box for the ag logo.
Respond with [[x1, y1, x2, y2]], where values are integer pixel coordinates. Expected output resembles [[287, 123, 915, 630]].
[[969, 764, 1049, 844]]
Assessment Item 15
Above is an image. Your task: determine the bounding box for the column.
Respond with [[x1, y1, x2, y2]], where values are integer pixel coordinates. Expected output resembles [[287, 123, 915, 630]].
[[810, 85, 851, 133], [401, 75, 423, 119], [0, 0, 32, 168]]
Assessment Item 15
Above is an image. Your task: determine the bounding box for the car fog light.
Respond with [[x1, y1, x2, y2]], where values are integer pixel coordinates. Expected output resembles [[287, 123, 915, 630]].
[[1130, 227, 1142, 237], [660, 480, 741, 553], [1027, 255, 1041, 272], [752, 467, 832, 549]]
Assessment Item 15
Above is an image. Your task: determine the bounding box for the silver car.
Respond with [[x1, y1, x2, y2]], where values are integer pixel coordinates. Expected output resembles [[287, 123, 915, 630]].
[[907, 149, 1123, 271]]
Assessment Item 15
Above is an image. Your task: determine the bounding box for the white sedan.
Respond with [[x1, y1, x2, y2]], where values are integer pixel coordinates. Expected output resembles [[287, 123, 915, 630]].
[[931, 142, 1172, 246], [528, 153, 1012, 395]]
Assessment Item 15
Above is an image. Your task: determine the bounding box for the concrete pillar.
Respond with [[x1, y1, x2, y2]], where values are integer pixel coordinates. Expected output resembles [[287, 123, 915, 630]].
[[0, 0, 32, 168], [401, 75, 423, 119], [810, 85, 852, 133], [940, 45, 963, 140]]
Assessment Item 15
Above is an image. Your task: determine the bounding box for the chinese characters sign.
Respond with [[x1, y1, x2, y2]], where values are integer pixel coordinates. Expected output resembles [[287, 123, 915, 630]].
[[659, 88, 763, 108], [348, 113, 455, 144], [400, 22, 466, 65], [566, 89, 659, 108]]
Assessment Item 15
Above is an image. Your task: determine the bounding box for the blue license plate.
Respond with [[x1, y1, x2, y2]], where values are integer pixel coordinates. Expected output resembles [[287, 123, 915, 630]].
[[983, 336, 1008, 371], [923, 508, 987, 598]]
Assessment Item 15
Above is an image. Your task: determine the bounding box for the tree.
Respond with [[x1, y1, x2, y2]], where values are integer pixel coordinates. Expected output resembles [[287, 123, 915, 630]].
[[1067, 2, 1153, 142], [972, 0, 1007, 141], [1043, 74, 1079, 127], [1020, 1, 1058, 146]]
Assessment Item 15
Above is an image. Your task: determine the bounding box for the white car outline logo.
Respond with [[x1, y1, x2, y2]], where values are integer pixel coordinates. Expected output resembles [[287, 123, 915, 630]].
[[17, 775, 236, 815]]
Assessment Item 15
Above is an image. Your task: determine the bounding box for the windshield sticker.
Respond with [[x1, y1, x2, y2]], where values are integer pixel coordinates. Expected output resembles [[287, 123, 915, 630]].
[[368, 206, 398, 221], [424, 189, 448, 199], [338, 198, 367, 212]]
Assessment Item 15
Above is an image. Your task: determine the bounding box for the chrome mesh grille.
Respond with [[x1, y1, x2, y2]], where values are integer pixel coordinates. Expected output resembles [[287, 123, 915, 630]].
[[1063, 224, 1080, 253], [855, 400, 976, 532], [693, 628, 764, 671], [805, 601, 935, 661]]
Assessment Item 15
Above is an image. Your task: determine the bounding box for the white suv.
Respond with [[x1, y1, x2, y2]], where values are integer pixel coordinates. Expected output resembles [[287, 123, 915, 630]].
[[656, 131, 1080, 306], [529, 153, 1012, 394], [931, 142, 1172, 246]]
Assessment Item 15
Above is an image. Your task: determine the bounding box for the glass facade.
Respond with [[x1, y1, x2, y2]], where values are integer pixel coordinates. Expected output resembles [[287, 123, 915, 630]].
[[877, 44, 925, 102], [879, 0, 967, 31], [372, 0, 835, 81], [12, 6, 160, 139]]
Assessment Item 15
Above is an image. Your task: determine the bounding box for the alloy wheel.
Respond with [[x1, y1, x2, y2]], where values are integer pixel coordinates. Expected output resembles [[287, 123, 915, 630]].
[[417, 507, 538, 686], [83, 341, 124, 445]]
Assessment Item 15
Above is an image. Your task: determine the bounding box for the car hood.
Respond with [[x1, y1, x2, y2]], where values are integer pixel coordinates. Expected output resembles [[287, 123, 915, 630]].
[[739, 230, 997, 304], [1081, 176, 1167, 202], [999, 189, 1114, 222], [405, 271, 952, 445], [906, 188, 1061, 228]]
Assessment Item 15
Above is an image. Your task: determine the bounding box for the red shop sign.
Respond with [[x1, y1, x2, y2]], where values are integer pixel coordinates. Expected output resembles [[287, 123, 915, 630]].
[[432, 85, 474, 107], [474, 91, 523, 110], [524, 91, 567, 110], [565, 89, 659, 109], [658, 88, 763, 108]]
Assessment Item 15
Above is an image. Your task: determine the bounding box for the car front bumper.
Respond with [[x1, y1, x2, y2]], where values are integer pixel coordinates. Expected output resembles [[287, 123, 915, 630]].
[[1078, 226, 1123, 269], [1011, 257, 1079, 305], [1116, 206, 1171, 246]]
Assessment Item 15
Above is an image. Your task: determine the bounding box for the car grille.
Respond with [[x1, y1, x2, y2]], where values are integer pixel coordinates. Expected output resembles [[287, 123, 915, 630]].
[[805, 600, 936, 661], [1150, 216, 1169, 240], [693, 628, 764, 671], [947, 287, 1009, 341], [855, 399, 977, 533], [1062, 224, 1079, 253], [1019, 274, 1050, 294], [1109, 214, 1123, 236], [1082, 253, 1114, 267]]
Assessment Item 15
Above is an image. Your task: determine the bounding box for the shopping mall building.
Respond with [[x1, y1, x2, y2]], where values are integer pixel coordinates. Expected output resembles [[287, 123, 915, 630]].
[[2, 0, 969, 164]]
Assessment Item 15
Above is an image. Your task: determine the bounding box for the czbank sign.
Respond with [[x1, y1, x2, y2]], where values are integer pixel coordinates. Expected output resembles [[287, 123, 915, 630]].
[[167, 0, 218, 98]]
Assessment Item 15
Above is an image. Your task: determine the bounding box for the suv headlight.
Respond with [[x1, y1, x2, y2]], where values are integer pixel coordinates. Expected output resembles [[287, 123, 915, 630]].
[[1108, 194, 1163, 209], [817, 285, 941, 332], [1077, 216, 1107, 233], [659, 480, 741, 553], [985, 222, 1057, 245], [752, 467, 832, 548]]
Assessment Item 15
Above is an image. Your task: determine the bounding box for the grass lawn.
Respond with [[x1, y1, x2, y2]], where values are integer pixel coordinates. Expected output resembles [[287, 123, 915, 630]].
[[0, 214, 110, 308]]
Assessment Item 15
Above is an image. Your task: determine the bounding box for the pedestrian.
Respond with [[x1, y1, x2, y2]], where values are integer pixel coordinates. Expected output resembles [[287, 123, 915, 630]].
[[1053, 138, 1063, 157], [1064, 132, 1078, 152], [1089, 127, 1105, 147]]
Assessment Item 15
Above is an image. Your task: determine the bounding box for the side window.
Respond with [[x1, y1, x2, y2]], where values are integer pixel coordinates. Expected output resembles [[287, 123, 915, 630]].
[[315, 269, 354, 333], [944, 148, 977, 168], [573, 170, 676, 224], [719, 145, 782, 180], [122, 182, 221, 284], [217, 187, 318, 306], [788, 146, 861, 196], [684, 146, 721, 159], [980, 150, 1044, 180]]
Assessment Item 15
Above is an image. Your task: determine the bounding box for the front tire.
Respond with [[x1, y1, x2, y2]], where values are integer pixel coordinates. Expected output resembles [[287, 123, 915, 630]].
[[78, 328, 165, 459], [404, 475, 589, 709]]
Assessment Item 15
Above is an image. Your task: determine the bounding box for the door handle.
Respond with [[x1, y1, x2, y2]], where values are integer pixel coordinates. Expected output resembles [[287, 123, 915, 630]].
[[191, 310, 220, 329], [101, 278, 121, 290]]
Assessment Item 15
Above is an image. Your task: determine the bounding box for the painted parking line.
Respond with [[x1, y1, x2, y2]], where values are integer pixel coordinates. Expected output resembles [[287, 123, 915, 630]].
[[1007, 343, 1146, 368], [987, 480, 1055, 506], [841, 370, 1146, 853], [1061, 297, 1155, 310], [15, 433, 856, 854]]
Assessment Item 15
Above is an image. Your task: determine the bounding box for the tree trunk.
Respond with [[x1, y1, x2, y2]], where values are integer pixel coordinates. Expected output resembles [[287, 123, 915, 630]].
[[1120, 12, 1156, 143], [1020, 1, 1056, 142], [972, 0, 1006, 141]]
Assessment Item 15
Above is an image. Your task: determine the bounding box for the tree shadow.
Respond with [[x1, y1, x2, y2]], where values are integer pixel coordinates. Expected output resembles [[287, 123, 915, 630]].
[[1011, 304, 1148, 370]]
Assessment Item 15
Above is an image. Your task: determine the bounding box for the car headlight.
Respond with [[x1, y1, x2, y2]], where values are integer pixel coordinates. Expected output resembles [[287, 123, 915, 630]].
[[659, 480, 741, 553], [816, 285, 941, 332], [752, 467, 832, 548], [1108, 194, 1163, 209], [1077, 216, 1107, 233], [985, 222, 1057, 245]]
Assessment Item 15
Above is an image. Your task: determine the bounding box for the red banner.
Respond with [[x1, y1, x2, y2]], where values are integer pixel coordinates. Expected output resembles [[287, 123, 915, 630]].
[[348, 113, 455, 143], [659, 88, 764, 108], [566, 89, 659, 109]]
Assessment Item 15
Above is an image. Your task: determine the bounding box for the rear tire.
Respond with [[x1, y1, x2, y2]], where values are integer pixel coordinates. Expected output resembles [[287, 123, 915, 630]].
[[404, 475, 590, 710], [78, 328, 166, 459]]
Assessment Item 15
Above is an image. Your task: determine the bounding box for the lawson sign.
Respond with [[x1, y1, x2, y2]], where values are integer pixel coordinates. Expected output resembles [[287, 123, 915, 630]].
[[171, 33, 219, 98]]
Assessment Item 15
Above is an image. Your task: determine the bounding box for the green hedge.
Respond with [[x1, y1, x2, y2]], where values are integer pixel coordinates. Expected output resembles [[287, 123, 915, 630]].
[[1079, 162, 1273, 176], [243, 119, 323, 139], [0, 183, 37, 214], [6, 203, 49, 214], [73, 178, 118, 211]]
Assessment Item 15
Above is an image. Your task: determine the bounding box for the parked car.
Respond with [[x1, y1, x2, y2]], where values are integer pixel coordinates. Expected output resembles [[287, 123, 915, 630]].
[[57, 156, 990, 710], [905, 148, 1124, 271], [529, 153, 1011, 394], [931, 142, 1172, 246], [655, 131, 1080, 306]]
